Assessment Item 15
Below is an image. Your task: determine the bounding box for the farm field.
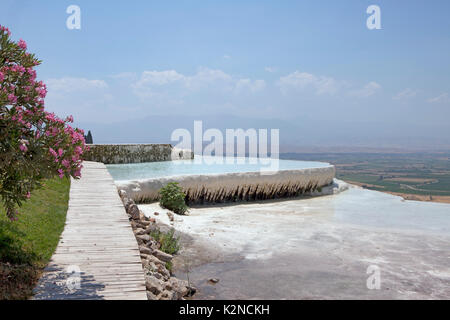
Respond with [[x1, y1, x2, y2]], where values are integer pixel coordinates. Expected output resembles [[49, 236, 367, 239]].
[[281, 152, 450, 203]]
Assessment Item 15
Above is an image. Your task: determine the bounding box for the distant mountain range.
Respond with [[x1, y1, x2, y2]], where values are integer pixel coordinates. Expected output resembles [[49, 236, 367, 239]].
[[75, 114, 450, 153]]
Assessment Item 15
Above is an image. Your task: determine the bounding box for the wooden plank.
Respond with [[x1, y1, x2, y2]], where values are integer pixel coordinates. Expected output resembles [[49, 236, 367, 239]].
[[33, 161, 147, 300]]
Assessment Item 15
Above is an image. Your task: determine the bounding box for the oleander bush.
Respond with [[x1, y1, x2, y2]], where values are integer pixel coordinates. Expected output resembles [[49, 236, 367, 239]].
[[159, 182, 188, 215], [0, 25, 88, 221]]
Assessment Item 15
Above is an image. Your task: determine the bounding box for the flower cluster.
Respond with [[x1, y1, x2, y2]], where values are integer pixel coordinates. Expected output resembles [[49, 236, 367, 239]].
[[0, 25, 89, 221]]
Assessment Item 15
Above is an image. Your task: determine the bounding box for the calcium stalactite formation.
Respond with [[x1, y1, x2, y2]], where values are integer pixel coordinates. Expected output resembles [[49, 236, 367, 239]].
[[116, 166, 336, 204]]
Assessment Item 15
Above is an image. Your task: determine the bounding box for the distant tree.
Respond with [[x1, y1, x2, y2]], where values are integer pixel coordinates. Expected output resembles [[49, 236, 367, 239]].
[[85, 130, 93, 144]]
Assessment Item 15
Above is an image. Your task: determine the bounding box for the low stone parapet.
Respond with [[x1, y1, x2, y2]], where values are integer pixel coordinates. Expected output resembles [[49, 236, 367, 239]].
[[83, 144, 193, 164]]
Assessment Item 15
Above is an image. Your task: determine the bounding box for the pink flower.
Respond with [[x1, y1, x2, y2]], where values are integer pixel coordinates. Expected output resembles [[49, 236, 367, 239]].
[[58, 169, 64, 179], [49, 147, 58, 157], [0, 25, 11, 36], [74, 169, 82, 178], [58, 148, 64, 157], [19, 144, 28, 152], [0, 71, 4, 82], [62, 159, 70, 168], [36, 86, 47, 98], [7, 94, 17, 104], [17, 39, 27, 50], [26, 192, 31, 199]]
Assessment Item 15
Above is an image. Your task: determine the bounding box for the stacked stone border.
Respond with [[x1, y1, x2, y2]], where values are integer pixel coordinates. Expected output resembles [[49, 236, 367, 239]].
[[118, 189, 196, 300]]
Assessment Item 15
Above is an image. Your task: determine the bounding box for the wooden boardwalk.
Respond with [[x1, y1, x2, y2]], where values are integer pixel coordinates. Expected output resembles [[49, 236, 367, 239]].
[[33, 161, 147, 300]]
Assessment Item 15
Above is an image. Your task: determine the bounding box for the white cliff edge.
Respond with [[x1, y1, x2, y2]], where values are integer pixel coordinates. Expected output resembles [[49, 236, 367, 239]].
[[116, 166, 339, 204]]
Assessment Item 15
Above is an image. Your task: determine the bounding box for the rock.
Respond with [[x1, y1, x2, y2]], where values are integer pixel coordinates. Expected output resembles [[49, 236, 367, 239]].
[[145, 275, 164, 295], [128, 204, 140, 220], [154, 212, 159, 216], [134, 222, 145, 229], [164, 281, 173, 291], [168, 278, 196, 299], [167, 212, 174, 222], [136, 234, 151, 244], [157, 264, 171, 280], [138, 220, 151, 227], [140, 253, 150, 260], [146, 290, 157, 300], [149, 271, 162, 280], [134, 228, 146, 235], [145, 261, 158, 272], [149, 218, 156, 223], [187, 285, 197, 296], [124, 198, 135, 211], [135, 222, 152, 231], [146, 254, 164, 266], [145, 224, 159, 234], [139, 246, 153, 255], [208, 278, 219, 284], [149, 240, 160, 251], [158, 290, 175, 300], [118, 189, 127, 199], [153, 249, 173, 262], [139, 211, 148, 221]]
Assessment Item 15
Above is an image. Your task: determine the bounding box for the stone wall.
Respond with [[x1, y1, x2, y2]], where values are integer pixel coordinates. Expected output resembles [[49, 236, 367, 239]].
[[83, 144, 194, 164]]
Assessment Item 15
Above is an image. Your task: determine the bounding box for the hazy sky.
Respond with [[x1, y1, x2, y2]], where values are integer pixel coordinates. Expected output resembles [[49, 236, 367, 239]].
[[2, 0, 450, 149]]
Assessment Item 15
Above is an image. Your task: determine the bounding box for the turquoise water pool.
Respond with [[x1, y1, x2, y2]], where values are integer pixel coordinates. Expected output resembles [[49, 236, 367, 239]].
[[106, 156, 331, 181]]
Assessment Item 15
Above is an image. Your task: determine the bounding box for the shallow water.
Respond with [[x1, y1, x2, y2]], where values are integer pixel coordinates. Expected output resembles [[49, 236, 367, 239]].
[[106, 156, 331, 181], [140, 184, 450, 299], [332, 188, 450, 234]]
